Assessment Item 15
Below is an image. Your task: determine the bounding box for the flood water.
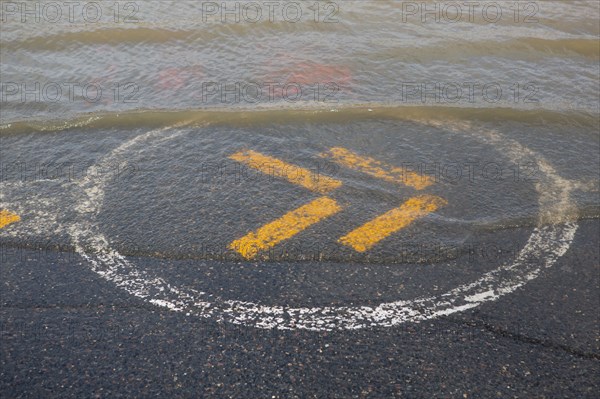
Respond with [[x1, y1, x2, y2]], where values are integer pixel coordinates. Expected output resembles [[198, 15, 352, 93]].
[[1, 1, 598, 274]]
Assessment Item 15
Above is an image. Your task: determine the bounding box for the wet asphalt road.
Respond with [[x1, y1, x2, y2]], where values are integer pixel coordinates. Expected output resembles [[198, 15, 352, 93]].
[[1, 219, 598, 398]]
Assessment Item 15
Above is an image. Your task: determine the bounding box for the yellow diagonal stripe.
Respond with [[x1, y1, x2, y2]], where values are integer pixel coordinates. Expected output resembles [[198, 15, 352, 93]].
[[339, 195, 447, 253], [229, 149, 342, 194], [322, 147, 432, 190], [0, 209, 20, 229], [230, 197, 341, 260]]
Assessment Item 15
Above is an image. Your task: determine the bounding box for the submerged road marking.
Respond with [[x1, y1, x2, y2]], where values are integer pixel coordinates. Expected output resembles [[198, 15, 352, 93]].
[[229, 196, 341, 260], [338, 195, 447, 252], [0, 209, 20, 229], [321, 147, 432, 190], [228, 149, 343, 259], [229, 149, 342, 194], [69, 121, 577, 330], [229, 147, 447, 257], [319, 147, 444, 251]]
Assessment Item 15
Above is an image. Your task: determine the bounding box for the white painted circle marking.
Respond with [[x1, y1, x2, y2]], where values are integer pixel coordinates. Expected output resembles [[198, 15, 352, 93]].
[[68, 119, 578, 331]]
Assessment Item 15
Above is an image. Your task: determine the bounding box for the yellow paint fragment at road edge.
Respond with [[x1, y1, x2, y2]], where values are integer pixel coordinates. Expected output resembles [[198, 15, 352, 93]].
[[338, 195, 447, 252], [229, 149, 342, 194], [322, 147, 432, 190], [229, 197, 342, 260], [0, 209, 20, 229]]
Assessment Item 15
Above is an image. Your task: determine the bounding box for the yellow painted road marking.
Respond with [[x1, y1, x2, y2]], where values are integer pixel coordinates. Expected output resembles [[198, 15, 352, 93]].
[[229, 149, 342, 194], [339, 195, 447, 252], [0, 209, 20, 229], [322, 147, 432, 190], [230, 197, 341, 260]]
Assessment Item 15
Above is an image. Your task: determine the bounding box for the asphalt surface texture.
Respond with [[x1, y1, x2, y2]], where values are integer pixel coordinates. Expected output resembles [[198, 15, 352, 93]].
[[1, 219, 598, 398]]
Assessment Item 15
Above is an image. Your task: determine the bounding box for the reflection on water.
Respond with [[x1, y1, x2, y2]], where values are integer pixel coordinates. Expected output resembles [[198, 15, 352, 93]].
[[1, 0, 599, 122]]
